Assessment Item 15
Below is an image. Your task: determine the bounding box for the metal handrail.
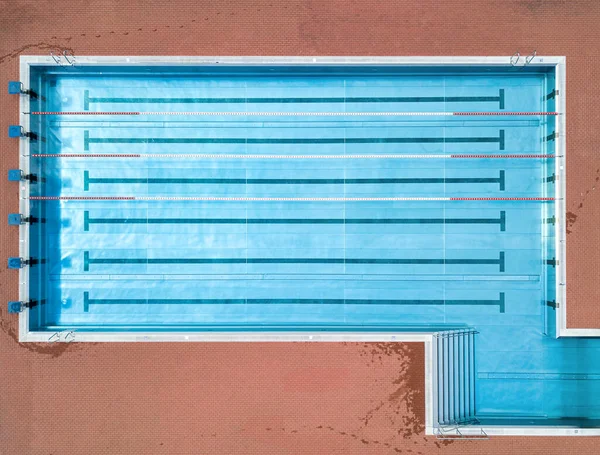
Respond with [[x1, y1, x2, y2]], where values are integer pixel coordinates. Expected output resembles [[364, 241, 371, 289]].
[[436, 426, 489, 440], [525, 50, 537, 65], [50, 50, 76, 67]]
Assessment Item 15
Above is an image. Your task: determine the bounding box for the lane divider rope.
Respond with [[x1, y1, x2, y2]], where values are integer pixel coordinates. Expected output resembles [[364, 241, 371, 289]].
[[29, 196, 555, 202], [31, 111, 140, 115], [30, 196, 136, 200], [450, 154, 554, 159], [33, 154, 143, 158], [31, 153, 555, 160], [29, 111, 560, 116], [453, 112, 558, 116]]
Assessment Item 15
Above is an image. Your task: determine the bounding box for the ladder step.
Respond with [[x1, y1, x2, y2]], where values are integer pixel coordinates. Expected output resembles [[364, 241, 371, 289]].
[[436, 330, 477, 429]]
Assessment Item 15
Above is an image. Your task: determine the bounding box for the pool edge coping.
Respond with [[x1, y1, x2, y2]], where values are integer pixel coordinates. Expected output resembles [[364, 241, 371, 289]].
[[18, 54, 575, 343]]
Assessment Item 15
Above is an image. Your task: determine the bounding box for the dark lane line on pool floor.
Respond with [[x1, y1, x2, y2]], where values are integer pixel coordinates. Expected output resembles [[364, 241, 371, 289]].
[[82, 251, 506, 272], [82, 171, 505, 191], [83, 210, 506, 231], [83, 130, 505, 150], [83, 89, 505, 109], [82, 291, 506, 313]]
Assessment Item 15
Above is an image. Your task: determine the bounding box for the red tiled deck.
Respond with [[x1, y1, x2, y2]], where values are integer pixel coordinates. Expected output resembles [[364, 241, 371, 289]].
[[1, 1, 600, 452], [1, 341, 600, 454]]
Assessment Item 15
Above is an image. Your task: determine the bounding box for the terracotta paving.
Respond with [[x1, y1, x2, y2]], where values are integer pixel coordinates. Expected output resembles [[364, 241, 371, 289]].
[[1, 0, 600, 453]]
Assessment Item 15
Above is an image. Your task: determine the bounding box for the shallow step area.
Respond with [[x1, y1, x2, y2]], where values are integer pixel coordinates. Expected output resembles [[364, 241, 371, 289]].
[[435, 329, 478, 431]]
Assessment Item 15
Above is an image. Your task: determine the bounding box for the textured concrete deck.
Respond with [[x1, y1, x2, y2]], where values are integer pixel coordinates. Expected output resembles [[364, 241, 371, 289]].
[[1, 1, 600, 452]]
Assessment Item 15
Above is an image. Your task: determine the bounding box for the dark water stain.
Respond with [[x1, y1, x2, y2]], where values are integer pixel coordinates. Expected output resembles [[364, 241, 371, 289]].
[[361, 343, 425, 438], [513, 0, 595, 15], [371, 343, 452, 446], [518, 0, 563, 11], [1, 322, 75, 357], [0, 42, 75, 64], [312, 342, 443, 451], [0, 309, 96, 358], [361, 400, 385, 426], [564, 168, 600, 234]]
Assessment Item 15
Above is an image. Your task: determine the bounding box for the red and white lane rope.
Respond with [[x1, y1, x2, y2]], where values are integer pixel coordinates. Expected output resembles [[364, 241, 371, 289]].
[[29, 196, 555, 202], [30, 196, 136, 200], [450, 154, 554, 159], [30, 111, 140, 115], [31, 153, 555, 160], [32, 154, 143, 158], [452, 112, 558, 116], [29, 111, 560, 117]]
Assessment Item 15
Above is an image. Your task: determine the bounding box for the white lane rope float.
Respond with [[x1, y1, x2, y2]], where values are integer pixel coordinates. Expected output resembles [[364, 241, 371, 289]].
[[31, 154, 556, 160], [29, 196, 555, 202], [29, 111, 559, 116]]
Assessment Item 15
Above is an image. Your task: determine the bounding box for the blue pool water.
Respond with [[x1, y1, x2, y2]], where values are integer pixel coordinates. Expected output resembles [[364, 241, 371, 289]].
[[26, 65, 600, 423]]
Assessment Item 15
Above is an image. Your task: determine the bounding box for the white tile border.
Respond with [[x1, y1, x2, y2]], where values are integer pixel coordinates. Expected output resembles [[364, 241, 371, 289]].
[[17, 55, 570, 343], [18, 57, 31, 343], [15, 56, 581, 337], [552, 59, 600, 337], [19, 55, 566, 67], [434, 426, 600, 437], [555, 57, 569, 337], [20, 330, 433, 343], [551, 59, 599, 337]]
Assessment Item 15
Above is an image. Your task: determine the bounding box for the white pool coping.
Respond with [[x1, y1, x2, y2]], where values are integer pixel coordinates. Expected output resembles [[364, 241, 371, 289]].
[[15, 55, 599, 435], [18, 55, 580, 336], [17, 55, 574, 342]]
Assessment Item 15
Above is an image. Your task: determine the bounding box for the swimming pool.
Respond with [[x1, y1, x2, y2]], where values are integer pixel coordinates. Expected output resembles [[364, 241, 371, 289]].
[[9, 56, 600, 434]]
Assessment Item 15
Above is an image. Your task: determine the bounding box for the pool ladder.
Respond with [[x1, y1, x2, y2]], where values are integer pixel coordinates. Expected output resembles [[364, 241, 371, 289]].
[[510, 50, 537, 67], [48, 330, 76, 343], [50, 50, 76, 67], [435, 426, 489, 440]]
